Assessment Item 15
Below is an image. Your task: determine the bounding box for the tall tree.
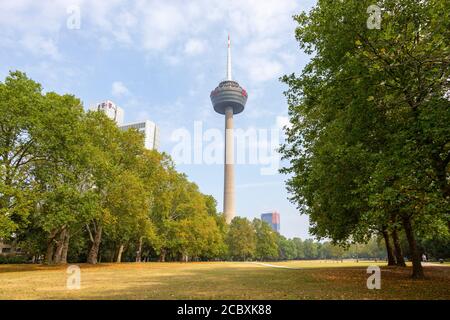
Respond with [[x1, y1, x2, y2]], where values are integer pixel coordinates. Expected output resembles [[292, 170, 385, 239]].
[[103, 170, 149, 263], [83, 111, 129, 264], [277, 235, 297, 260], [253, 219, 279, 261], [0, 71, 46, 239], [226, 217, 256, 261], [31, 92, 88, 264], [281, 0, 450, 278]]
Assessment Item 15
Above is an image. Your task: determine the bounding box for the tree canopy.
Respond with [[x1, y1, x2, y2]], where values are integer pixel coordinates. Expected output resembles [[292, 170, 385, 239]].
[[281, 0, 450, 278]]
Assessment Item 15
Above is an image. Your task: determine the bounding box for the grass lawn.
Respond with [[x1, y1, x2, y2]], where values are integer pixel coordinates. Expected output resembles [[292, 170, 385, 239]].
[[0, 260, 448, 300]]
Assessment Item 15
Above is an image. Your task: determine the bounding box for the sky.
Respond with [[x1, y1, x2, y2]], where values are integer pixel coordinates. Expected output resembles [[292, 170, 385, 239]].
[[0, 0, 317, 239]]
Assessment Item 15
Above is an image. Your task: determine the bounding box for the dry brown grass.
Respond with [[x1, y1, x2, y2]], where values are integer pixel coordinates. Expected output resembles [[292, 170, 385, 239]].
[[0, 260, 448, 300]]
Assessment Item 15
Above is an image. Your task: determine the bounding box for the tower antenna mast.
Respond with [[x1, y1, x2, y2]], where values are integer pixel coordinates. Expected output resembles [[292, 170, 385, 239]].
[[227, 34, 232, 81]]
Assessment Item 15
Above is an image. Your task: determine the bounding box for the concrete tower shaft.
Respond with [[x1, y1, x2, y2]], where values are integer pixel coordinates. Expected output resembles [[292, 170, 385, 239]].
[[224, 106, 235, 223]]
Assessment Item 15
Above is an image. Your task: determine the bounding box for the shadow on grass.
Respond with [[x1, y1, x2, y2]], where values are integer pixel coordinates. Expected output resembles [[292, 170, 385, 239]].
[[0, 263, 117, 274]]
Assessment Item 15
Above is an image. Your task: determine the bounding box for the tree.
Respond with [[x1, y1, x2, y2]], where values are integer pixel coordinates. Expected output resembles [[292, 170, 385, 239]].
[[277, 236, 297, 260], [0, 71, 46, 239], [134, 150, 169, 262], [281, 0, 450, 278], [32, 92, 91, 264], [83, 111, 133, 264], [142, 158, 225, 262], [302, 239, 318, 259], [253, 219, 278, 260], [419, 235, 450, 261], [0, 71, 94, 264], [103, 170, 149, 263], [226, 217, 256, 261], [292, 238, 305, 259]]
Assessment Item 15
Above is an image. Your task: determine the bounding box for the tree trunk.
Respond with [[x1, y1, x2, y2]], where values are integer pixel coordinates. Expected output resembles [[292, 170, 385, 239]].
[[108, 245, 115, 262], [381, 227, 396, 266], [87, 224, 102, 264], [53, 228, 66, 264], [401, 216, 424, 279], [45, 230, 58, 265], [136, 237, 143, 262], [61, 231, 70, 264], [116, 244, 125, 263], [45, 240, 55, 265], [391, 227, 406, 267], [159, 249, 166, 262], [180, 252, 188, 262]]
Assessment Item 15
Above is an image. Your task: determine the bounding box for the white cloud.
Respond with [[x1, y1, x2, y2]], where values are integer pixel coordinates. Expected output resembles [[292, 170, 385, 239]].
[[184, 38, 207, 56], [20, 34, 61, 60], [243, 57, 283, 83], [1, 0, 310, 85], [140, 2, 187, 51], [117, 10, 137, 28], [111, 81, 130, 97], [244, 38, 283, 56]]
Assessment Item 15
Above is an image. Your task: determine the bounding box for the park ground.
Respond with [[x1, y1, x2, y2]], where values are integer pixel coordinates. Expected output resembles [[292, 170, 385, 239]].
[[0, 260, 449, 300]]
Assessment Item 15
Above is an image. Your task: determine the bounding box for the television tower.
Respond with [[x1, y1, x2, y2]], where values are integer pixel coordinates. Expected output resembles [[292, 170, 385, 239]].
[[210, 35, 248, 224]]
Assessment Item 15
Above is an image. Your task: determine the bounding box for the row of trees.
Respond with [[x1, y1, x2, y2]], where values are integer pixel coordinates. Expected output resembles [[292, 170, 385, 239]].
[[281, 0, 450, 278], [0, 71, 226, 264], [227, 217, 387, 261]]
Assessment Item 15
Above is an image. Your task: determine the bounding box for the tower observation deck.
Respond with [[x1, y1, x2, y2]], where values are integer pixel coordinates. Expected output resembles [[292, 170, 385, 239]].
[[210, 35, 248, 224]]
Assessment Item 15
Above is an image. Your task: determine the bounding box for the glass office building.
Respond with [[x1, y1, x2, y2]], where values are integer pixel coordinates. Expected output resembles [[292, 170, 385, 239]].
[[261, 211, 280, 233]]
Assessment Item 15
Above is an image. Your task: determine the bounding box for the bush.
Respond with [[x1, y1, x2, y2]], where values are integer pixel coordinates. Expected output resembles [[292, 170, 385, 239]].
[[0, 255, 30, 264]]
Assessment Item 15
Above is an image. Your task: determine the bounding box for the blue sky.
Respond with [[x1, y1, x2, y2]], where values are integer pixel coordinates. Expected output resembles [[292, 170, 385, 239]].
[[0, 0, 317, 239]]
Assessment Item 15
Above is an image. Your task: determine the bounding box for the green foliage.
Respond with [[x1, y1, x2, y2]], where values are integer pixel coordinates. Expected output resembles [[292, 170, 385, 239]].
[[0, 71, 46, 238], [0, 70, 226, 264], [0, 255, 29, 264], [280, 0, 450, 276], [226, 217, 256, 260], [418, 235, 450, 260], [277, 235, 297, 260], [2, 27, 449, 267], [253, 219, 279, 260]]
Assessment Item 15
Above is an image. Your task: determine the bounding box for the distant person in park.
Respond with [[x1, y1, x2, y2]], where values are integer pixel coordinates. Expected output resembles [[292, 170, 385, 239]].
[[422, 254, 427, 262]]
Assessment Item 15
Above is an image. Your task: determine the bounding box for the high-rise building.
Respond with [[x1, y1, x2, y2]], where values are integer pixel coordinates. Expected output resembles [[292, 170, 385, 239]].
[[93, 100, 160, 150], [210, 35, 248, 224], [261, 212, 280, 233], [119, 120, 160, 150], [95, 100, 124, 125]]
